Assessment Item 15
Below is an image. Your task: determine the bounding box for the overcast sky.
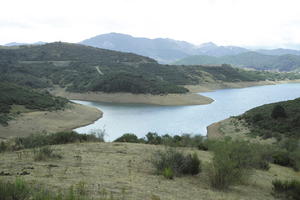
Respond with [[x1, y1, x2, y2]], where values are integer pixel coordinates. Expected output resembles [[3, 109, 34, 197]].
[[1, 0, 300, 49]]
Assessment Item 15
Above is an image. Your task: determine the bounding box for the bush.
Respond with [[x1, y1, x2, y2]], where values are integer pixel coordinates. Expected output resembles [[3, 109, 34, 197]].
[[0, 178, 123, 200], [271, 105, 287, 119], [151, 148, 201, 177], [289, 149, 300, 171], [0, 178, 30, 200], [207, 140, 269, 190], [272, 150, 291, 166], [197, 139, 209, 151], [146, 132, 162, 145], [272, 179, 300, 200], [159, 134, 207, 148], [162, 167, 174, 179], [252, 113, 264, 122], [114, 133, 139, 143], [33, 146, 62, 161], [0, 141, 8, 152], [12, 131, 103, 150], [181, 153, 201, 175]]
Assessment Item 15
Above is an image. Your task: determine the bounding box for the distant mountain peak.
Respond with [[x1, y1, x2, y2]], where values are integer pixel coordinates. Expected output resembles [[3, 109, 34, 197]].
[[4, 42, 27, 46], [79, 33, 300, 63], [198, 42, 218, 48], [4, 41, 46, 46]]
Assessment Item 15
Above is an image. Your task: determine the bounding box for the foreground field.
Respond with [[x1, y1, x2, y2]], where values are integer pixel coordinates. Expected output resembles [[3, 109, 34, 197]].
[[0, 142, 299, 200]]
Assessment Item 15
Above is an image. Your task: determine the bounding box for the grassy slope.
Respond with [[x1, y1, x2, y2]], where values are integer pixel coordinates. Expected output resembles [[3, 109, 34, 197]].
[[0, 142, 299, 200], [174, 52, 300, 72]]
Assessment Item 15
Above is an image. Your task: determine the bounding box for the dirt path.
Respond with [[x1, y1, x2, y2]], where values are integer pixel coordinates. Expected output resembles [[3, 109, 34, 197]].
[[95, 66, 104, 75]]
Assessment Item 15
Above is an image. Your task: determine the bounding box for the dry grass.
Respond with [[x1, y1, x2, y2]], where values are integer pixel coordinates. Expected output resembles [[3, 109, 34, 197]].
[[0, 142, 299, 200]]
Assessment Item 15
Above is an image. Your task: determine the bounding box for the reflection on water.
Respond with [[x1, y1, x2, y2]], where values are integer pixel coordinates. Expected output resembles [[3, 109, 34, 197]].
[[74, 83, 300, 141]]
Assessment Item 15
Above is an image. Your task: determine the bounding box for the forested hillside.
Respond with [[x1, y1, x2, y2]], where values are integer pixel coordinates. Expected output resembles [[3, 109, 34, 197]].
[[241, 98, 300, 140], [1, 42, 300, 95]]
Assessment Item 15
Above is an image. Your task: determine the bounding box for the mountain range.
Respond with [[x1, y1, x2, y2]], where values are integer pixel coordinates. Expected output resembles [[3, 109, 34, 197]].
[[174, 52, 300, 72], [79, 33, 251, 63], [79, 33, 300, 65], [4, 33, 300, 71], [4, 41, 47, 46]]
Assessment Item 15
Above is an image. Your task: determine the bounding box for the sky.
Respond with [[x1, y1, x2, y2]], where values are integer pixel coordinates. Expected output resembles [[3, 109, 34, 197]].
[[1, 0, 300, 49]]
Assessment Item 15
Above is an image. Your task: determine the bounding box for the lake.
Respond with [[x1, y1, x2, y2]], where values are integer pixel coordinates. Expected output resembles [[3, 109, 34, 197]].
[[74, 83, 300, 141]]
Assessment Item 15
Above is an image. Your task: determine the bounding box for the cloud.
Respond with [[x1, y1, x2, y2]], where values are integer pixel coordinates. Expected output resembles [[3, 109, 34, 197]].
[[0, 0, 299, 49], [0, 20, 32, 29]]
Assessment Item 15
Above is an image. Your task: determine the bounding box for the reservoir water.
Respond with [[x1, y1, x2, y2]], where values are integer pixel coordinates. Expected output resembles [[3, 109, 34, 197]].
[[74, 83, 300, 141]]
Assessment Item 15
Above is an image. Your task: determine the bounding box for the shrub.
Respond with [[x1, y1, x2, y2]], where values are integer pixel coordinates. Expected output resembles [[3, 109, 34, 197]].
[[33, 146, 62, 161], [197, 139, 209, 151], [114, 133, 139, 143], [162, 167, 174, 179], [0, 141, 8, 152], [271, 148, 300, 171], [0, 178, 30, 200], [151, 148, 201, 177], [181, 153, 201, 175], [146, 132, 162, 145], [282, 138, 299, 152], [272, 179, 300, 200], [271, 105, 287, 119], [160, 134, 207, 148], [257, 160, 270, 171], [252, 113, 264, 122], [12, 131, 103, 150], [289, 149, 300, 171], [207, 140, 268, 190], [0, 178, 124, 200], [272, 150, 291, 166], [251, 143, 273, 170]]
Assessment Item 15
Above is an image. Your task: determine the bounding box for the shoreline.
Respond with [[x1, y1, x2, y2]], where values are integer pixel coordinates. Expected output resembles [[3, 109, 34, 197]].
[[50, 80, 300, 106], [0, 103, 102, 139], [184, 79, 300, 93], [51, 88, 214, 106]]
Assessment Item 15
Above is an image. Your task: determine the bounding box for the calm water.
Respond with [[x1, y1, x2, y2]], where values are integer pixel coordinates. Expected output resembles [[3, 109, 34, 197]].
[[74, 83, 300, 141]]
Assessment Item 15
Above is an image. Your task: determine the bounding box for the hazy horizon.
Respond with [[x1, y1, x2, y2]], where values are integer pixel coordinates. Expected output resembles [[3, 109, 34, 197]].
[[1, 0, 300, 49]]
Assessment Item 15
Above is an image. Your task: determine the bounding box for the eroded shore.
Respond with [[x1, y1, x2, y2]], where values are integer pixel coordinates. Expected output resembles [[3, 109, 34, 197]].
[[51, 80, 300, 106], [51, 88, 214, 106], [185, 79, 300, 93]]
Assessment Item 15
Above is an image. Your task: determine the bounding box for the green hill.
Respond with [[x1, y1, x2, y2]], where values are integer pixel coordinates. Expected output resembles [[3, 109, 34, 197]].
[[0, 82, 68, 126], [174, 52, 300, 72], [209, 98, 300, 172], [1, 43, 300, 95], [241, 98, 300, 140]]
